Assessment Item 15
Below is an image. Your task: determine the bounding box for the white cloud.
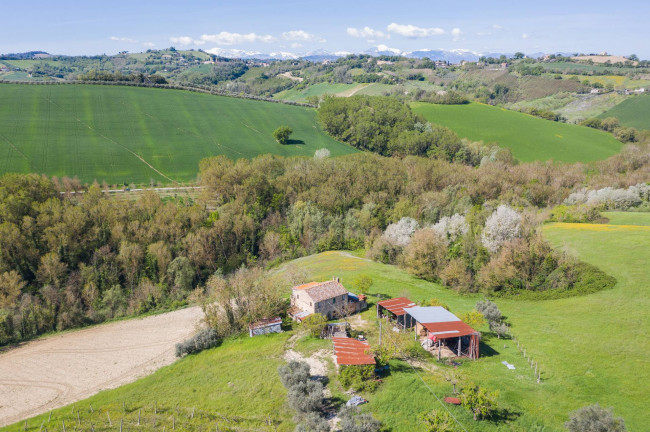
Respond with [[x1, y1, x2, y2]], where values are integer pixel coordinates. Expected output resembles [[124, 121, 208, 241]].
[[347, 26, 389, 41], [142, 42, 155, 48], [291, 42, 303, 49], [200, 32, 276, 45], [282, 30, 325, 43], [170, 36, 203, 46], [493, 24, 503, 30], [110, 36, 137, 43], [374, 44, 403, 55], [451, 28, 463, 41], [387, 23, 445, 38], [522, 33, 529, 39]]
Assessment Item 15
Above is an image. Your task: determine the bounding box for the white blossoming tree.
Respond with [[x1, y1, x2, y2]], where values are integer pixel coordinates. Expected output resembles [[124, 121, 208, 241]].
[[313, 148, 331, 160], [383, 217, 419, 247], [432, 213, 469, 242], [481, 205, 522, 253]]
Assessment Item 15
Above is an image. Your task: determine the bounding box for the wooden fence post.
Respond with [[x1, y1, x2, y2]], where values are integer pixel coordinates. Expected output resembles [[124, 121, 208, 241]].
[[107, 411, 112, 426], [138, 409, 141, 425]]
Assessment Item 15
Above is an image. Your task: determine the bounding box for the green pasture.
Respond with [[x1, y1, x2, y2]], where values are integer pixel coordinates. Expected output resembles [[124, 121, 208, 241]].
[[4, 333, 296, 432], [539, 62, 641, 74], [598, 94, 650, 130], [412, 101, 623, 163], [273, 82, 359, 101], [0, 84, 355, 184]]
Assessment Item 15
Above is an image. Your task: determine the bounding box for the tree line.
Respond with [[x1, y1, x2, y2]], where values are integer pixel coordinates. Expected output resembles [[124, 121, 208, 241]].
[[1, 130, 648, 345]]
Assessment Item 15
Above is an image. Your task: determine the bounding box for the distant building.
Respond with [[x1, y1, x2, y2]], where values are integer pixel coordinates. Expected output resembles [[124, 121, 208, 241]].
[[161, 54, 172, 60], [434, 60, 449, 69], [289, 278, 367, 321], [248, 317, 282, 337]]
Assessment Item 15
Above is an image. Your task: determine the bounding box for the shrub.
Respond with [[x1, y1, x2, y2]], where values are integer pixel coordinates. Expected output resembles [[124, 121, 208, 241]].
[[287, 380, 324, 413], [175, 328, 221, 357], [613, 126, 638, 143], [339, 364, 378, 392], [294, 412, 330, 432], [302, 313, 327, 338], [476, 300, 501, 324], [401, 228, 448, 281], [459, 310, 485, 329], [314, 148, 330, 159], [565, 404, 626, 432], [339, 407, 382, 432], [460, 382, 499, 421], [420, 410, 459, 432], [278, 361, 311, 388]]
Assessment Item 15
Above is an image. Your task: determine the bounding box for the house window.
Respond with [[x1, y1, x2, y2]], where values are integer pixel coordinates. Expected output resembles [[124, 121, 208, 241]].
[[332, 297, 336, 304], [310, 302, 312, 306]]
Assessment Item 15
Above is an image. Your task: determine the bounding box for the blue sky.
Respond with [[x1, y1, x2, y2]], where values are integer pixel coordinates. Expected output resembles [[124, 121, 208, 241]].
[[2, 0, 649, 58]]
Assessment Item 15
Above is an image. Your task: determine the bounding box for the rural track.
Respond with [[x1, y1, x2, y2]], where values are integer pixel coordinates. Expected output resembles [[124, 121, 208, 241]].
[[0, 306, 203, 427]]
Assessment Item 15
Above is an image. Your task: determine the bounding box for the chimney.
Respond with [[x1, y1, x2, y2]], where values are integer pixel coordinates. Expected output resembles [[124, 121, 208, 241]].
[[334, 276, 340, 283]]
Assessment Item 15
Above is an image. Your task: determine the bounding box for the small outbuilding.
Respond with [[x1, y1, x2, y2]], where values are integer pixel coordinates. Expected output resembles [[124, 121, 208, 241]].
[[403, 306, 480, 359], [377, 297, 417, 328], [248, 317, 282, 337], [332, 337, 376, 366]]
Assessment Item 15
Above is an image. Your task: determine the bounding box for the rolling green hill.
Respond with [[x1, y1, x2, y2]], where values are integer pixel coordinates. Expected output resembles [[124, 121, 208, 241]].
[[598, 94, 650, 130], [6, 211, 649, 431], [0, 84, 356, 184], [412, 101, 623, 163]]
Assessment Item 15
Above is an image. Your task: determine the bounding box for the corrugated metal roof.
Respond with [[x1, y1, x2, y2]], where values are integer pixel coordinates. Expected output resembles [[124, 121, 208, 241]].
[[403, 306, 460, 324], [420, 321, 477, 339], [248, 317, 282, 330], [377, 297, 417, 316], [332, 337, 376, 365]]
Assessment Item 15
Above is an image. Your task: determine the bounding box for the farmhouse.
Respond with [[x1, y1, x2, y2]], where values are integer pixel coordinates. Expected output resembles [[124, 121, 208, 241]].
[[332, 337, 375, 366], [248, 317, 282, 337], [289, 278, 367, 321]]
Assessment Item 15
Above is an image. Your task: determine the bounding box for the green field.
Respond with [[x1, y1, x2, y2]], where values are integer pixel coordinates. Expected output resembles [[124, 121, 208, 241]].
[[412, 101, 623, 163], [0, 84, 356, 184], [273, 82, 359, 101], [598, 95, 650, 130]]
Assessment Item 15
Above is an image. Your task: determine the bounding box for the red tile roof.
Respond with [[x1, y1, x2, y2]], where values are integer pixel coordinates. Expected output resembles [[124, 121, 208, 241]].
[[377, 297, 417, 316], [332, 337, 376, 365], [293, 280, 348, 303]]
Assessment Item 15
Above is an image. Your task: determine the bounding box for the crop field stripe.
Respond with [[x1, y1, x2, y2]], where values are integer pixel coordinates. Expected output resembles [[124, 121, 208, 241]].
[[598, 94, 650, 130], [0, 84, 356, 183]]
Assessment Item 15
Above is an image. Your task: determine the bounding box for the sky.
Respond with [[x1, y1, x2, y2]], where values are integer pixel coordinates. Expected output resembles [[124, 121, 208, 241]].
[[1, 0, 649, 58]]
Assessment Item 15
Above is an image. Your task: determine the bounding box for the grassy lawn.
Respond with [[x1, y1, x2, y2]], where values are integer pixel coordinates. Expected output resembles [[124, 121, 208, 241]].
[[4, 333, 296, 432], [412, 101, 622, 163], [0, 84, 356, 184], [598, 94, 650, 130]]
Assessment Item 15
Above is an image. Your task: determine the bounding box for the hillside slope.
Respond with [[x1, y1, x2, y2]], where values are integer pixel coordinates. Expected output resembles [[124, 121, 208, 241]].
[[598, 94, 650, 130], [0, 84, 356, 184], [412, 101, 622, 163]]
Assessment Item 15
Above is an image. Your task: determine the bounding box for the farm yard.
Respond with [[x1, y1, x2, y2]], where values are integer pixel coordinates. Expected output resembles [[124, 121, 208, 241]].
[[412, 101, 623, 163], [598, 94, 650, 130], [2, 208, 649, 432], [0, 306, 202, 427], [0, 84, 356, 184]]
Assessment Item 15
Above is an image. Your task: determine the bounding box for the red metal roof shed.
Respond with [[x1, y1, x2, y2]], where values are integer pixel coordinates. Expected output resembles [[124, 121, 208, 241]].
[[377, 297, 417, 316], [332, 337, 376, 365]]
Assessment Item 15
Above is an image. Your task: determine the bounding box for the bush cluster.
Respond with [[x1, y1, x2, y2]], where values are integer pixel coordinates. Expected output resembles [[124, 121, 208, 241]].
[[339, 364, 378, 392], [278, 361, 328, 430], [175, 328, 221, 357]]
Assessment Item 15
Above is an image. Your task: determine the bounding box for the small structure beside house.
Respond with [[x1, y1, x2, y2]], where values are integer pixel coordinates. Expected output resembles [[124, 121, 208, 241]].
[[377, 297, 417, 328], [404, 306, 480, 359], [332, 337, 375, 366], [248, 317, 282, 337], [289, 278, 367, 321]]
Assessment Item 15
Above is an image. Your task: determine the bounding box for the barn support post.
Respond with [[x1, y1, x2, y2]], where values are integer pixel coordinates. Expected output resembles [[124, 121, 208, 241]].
[[457, 338, 461, 356]]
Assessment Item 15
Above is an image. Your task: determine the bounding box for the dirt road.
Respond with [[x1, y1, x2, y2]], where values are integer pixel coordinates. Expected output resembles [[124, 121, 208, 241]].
[[0, 306, 203, 427]]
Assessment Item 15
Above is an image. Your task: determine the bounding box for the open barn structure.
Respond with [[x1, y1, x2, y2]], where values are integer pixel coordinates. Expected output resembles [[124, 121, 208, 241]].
[[377, 298, 479, 360]]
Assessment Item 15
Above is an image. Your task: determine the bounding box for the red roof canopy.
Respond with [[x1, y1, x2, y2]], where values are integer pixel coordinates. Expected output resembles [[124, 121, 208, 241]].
[[421, 321, 477, 339], [332, 337, 376, 365], [377, 297, 417, 316]]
